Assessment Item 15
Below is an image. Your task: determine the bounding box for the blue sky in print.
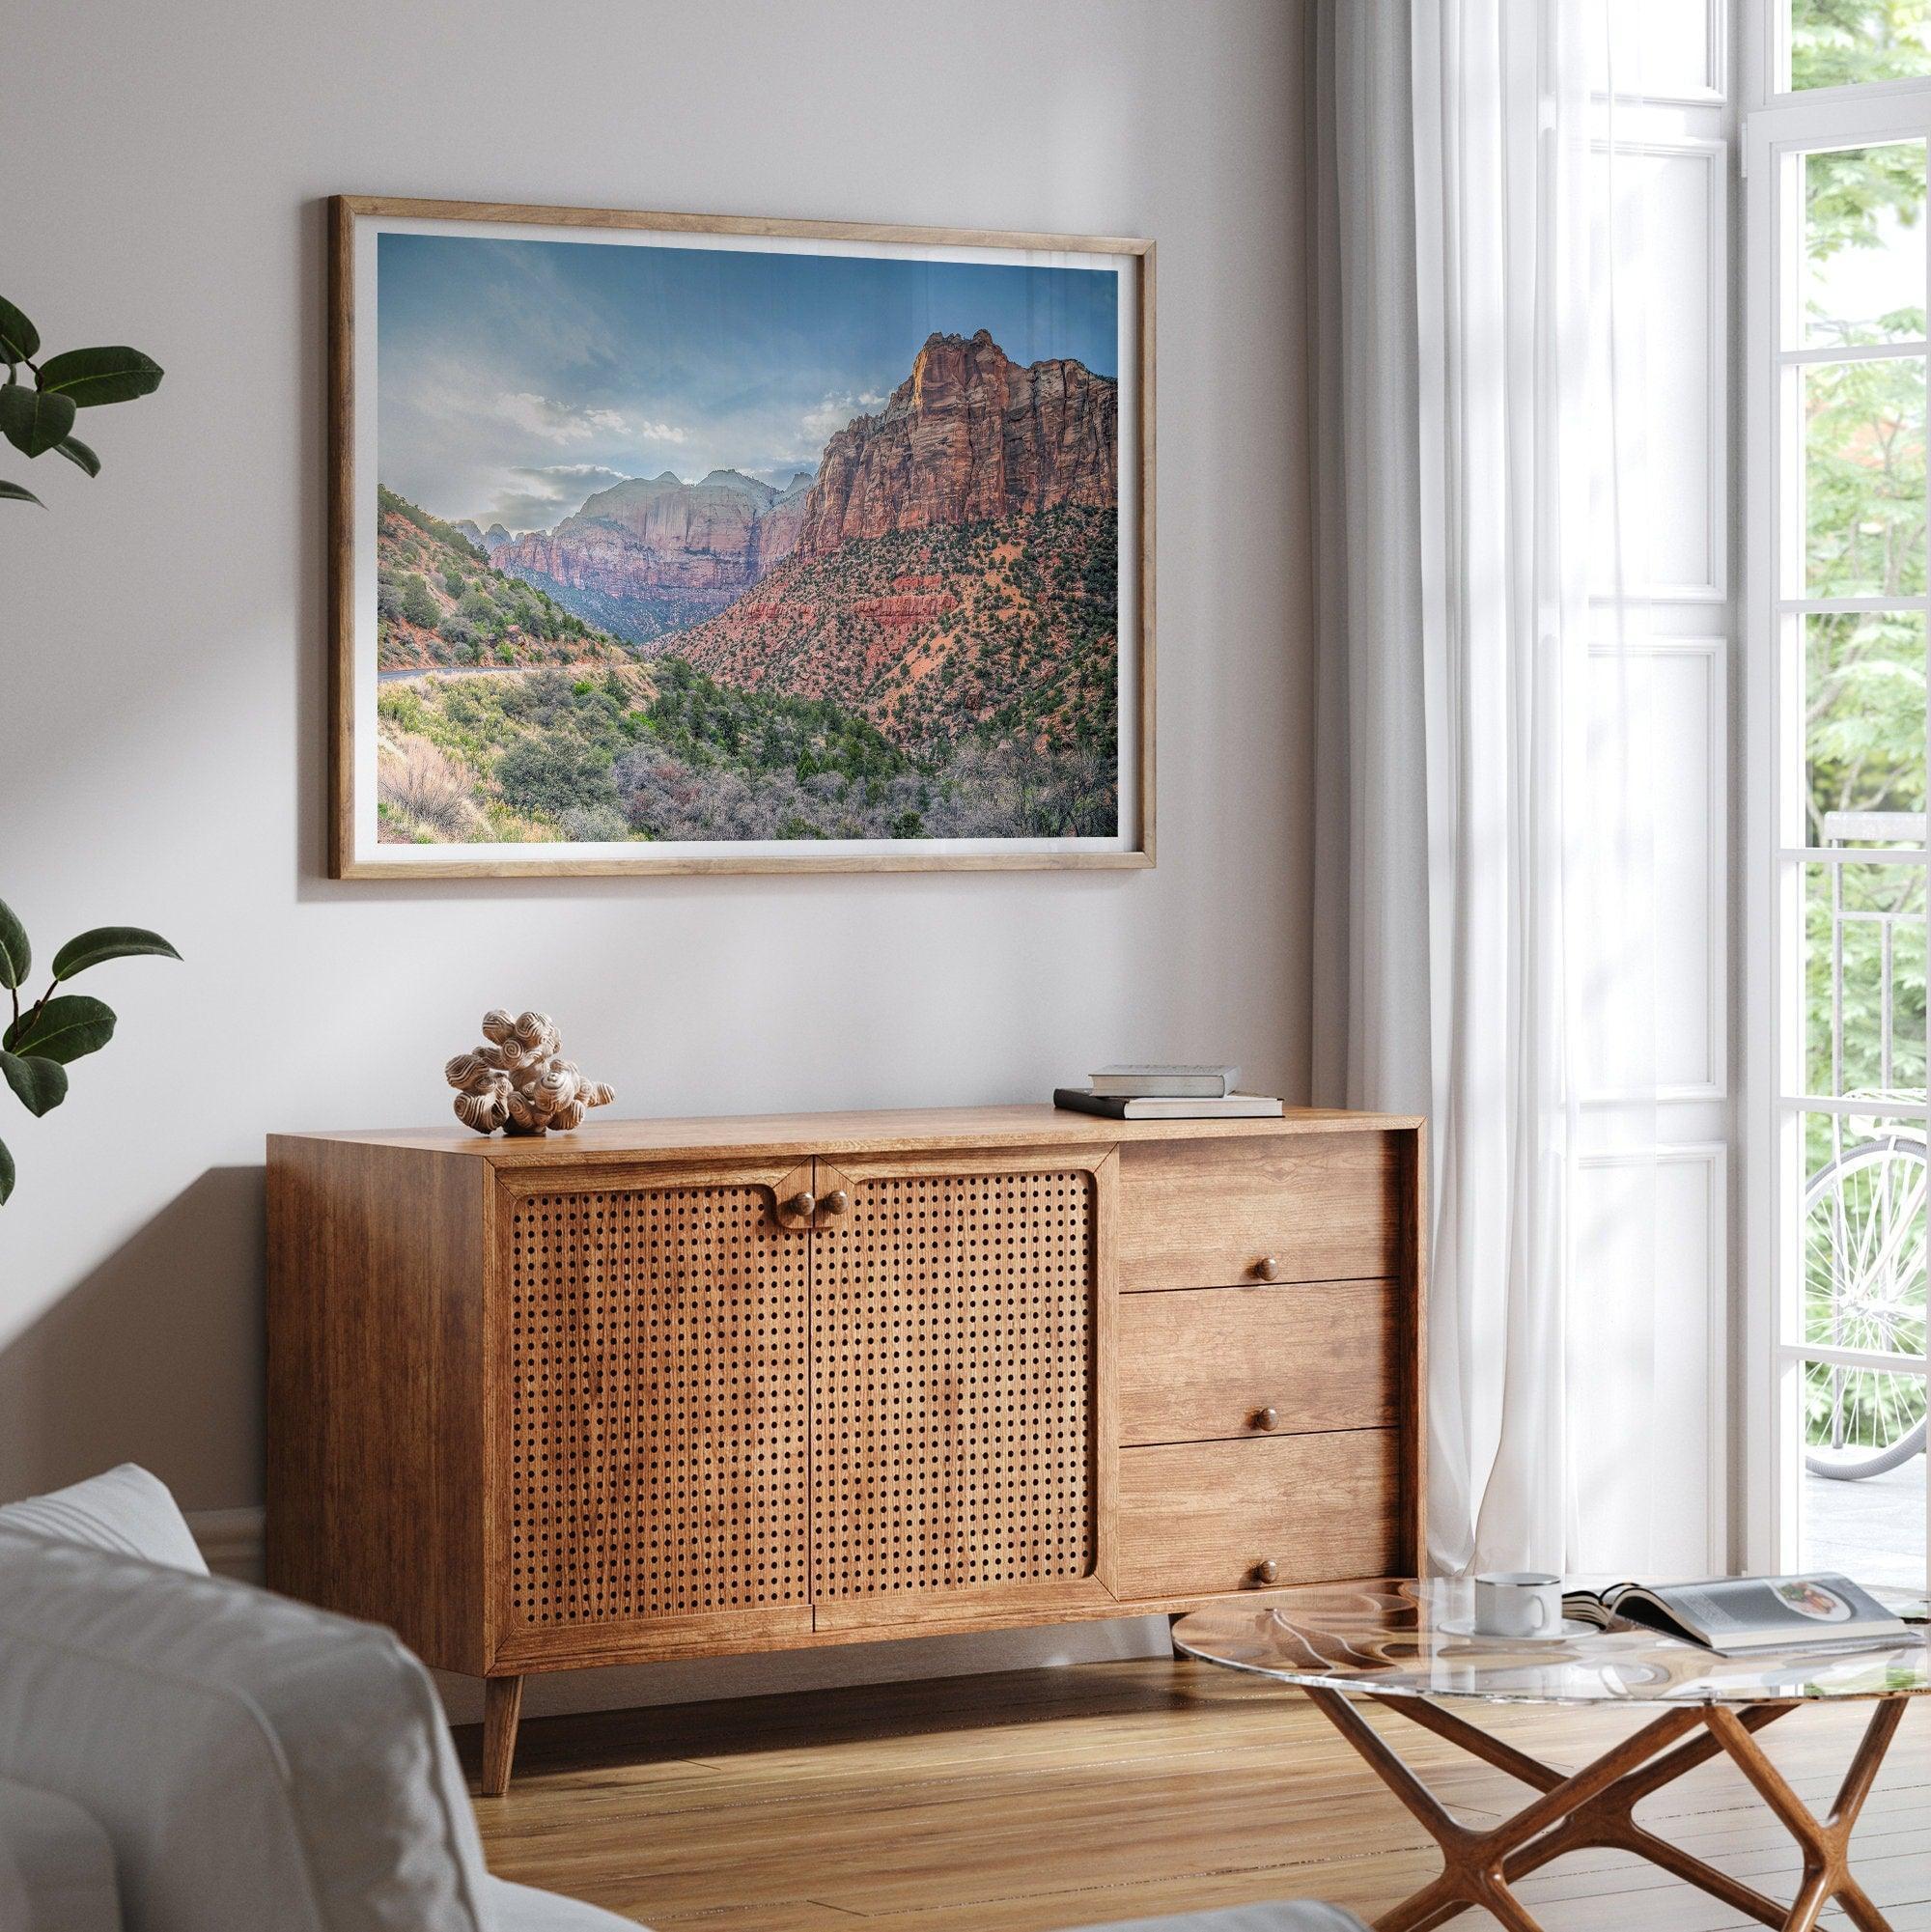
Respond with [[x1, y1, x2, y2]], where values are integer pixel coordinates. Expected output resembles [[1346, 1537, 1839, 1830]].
[[377, 231, 1120, 531]]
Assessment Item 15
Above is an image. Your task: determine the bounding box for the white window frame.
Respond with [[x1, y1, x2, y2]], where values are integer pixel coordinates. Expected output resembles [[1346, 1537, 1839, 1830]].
[[1743, 0, 1931, 1595]]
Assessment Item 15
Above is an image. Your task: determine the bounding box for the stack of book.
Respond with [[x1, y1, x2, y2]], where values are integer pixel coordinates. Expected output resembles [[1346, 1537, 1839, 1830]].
[[1053, 1064, 1285, 1120]]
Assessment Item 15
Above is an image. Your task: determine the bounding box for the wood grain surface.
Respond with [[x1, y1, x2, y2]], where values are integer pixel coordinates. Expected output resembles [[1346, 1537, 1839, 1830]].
[[1115, 1431, 1403, 1598], [1118, 1280, 1398, 1444], [1117, 1132, 1406, 1292], [272, 1103, 1425, 1162], [462, 1658, 1931, 1931], [266, 1133, 490, 1672]]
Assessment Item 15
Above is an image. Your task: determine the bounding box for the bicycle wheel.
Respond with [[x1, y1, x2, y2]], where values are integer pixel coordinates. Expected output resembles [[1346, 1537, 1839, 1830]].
[[1802, 1134, 1929, 1481]]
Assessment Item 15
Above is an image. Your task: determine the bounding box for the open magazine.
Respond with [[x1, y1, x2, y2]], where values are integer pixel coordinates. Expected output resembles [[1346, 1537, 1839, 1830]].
[[1563, 1574, 1916, 1657]]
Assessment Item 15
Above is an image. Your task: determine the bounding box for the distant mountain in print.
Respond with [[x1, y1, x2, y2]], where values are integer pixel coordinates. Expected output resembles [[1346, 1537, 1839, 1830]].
[[492, 467, 814, 645]]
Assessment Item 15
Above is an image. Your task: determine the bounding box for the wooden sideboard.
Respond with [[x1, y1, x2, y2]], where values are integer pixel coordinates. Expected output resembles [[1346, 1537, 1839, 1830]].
[[266, 1105, 1425, 1791]]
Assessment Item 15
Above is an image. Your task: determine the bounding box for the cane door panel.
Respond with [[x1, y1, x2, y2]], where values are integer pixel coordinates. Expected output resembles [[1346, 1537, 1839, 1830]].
[[495, 1167, 813, 1657], [807, 1151, 1117, 1628]]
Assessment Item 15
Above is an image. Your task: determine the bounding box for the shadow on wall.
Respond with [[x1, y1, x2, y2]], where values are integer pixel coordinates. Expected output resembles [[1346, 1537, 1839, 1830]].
[[0, 1166, 266, 1508]]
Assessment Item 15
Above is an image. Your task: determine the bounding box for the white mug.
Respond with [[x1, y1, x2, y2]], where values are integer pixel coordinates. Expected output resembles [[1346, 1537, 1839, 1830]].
[[1471, 1571, 1563, 1639]]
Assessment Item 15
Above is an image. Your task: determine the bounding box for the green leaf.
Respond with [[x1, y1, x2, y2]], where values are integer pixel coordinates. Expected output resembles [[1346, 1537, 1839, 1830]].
[[51, 926, 180, 980], [36, 347, 163, 409], [0, 382, 77, 459], [0, 296, 39, 364], [5, 994, 115, 1064], [53, 434, 99, 478], [0, 1050, 68, 1118], [0, 1133, 14, 1206], [0, 900, 27, 989], [0, 479, 44, 507]]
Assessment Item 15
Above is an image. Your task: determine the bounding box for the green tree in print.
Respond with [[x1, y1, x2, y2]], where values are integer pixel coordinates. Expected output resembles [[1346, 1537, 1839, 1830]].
[[401, 573, 439, 629]]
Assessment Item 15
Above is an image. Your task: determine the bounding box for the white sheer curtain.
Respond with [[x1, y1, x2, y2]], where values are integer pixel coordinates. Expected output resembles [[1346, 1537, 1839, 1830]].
[[1309, 0, 1664, 1576]]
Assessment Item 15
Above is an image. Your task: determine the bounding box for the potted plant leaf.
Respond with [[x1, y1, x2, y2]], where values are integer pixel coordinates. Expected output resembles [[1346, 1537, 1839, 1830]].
[[2, 290, 174, 1200], [2, 292, 162, 504], [0, 904, 180, 1204]]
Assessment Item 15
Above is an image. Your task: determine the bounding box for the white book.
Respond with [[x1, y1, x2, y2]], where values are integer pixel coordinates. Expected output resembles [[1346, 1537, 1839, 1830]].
[[1089, 1062, 1239, 1098]]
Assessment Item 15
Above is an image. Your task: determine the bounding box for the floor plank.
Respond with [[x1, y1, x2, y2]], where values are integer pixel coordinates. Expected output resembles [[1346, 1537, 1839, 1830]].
[[463, 1658, 1931, 1930]]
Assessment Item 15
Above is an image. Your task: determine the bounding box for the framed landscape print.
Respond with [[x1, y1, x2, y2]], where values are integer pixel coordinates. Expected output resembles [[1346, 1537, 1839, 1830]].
[[327, 195, 1154, 877]]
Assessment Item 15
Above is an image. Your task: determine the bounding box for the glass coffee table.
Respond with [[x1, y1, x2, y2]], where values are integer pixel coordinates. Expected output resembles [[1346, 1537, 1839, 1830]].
[[1173, 1579, 1931, 1932]]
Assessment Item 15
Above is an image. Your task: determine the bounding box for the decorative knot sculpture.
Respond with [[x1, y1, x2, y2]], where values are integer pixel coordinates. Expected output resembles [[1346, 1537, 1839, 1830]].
[[444, 1009, 614, 1136]]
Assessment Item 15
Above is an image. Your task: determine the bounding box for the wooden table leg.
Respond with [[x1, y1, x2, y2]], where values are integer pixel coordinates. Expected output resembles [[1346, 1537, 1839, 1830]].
[[482, 1673, 524, 1798], [1498, 1702, 1802, 1929], [1302, 1689, 1701, 1932], [1298, 1690, 1912, 1932], [1703, 1699, 1909, 1932]]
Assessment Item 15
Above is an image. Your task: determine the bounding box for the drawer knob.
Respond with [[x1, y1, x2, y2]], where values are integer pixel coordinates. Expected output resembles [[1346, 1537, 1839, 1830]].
[[1253, 1557, 1280, 1586], [821, 1189, 850, 1217], [1254, 1255, 1281, 1281], [787, 1190, 817, 1219], [1255, 1406, 1279, 1432]]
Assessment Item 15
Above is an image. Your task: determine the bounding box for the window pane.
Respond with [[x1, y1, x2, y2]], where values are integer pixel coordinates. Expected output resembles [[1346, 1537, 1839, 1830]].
[[1803, 144, 1927, 349], [1791, 0, 1931, 91], [1592, 0, 1711, 98], [1804, 863, 1927, 1095], [1800, 1366, 1927, 1589], [1805, 356, 1926, 598], [1802, 1130, 1928, 1354], [1805, 613, 1927, 839]]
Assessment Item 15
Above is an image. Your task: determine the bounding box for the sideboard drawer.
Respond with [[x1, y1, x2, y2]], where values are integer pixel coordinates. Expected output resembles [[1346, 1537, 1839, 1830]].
[[1117, 1134, 1403, 1292], [1115, 1431, 1401, 1599], [1119, 1281, 1398, 1445]]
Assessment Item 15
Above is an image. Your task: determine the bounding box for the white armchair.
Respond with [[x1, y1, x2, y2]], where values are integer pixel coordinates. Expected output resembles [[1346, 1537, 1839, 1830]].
[[0, 1466, 633, 1932], [0, 1466, 1362, 1932]]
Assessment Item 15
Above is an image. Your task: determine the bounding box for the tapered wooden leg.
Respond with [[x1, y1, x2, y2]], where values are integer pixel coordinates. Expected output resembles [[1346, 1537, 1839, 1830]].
[[1703, 1700, 1908, 1932], [1299, 1689, 1913, 1932], [1304, 1690, 1702, 1932], [482, 1674, 524, 1798], [1499, 1702, 1802, 1929], [1841, 1875, 1895, 1932]]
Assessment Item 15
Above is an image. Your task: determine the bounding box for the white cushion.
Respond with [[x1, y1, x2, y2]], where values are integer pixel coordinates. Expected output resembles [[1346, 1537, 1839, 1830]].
[[0, 1525, 492, 1931], [0, 1775, 122, 1932], [0, 1464, 207, 1574], [484, 1875, 642, 1930]]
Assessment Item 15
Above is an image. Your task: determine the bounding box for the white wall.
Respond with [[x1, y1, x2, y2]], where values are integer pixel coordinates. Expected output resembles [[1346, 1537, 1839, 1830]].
[[0, 0, 1312, 1715]]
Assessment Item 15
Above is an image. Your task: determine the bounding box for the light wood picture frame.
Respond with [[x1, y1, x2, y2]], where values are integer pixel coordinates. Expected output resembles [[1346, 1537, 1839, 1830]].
[[328, 196, 1155, 879]]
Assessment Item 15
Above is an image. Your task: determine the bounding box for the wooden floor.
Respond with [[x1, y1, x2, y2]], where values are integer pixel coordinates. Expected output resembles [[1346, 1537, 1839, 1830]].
[[463, 1658, 1931, 1931]]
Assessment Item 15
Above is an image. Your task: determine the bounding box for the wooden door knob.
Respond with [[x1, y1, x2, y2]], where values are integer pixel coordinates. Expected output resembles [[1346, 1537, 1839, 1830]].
[[1253, 1557, 1279, 1585], [820, 1189, 850, 1217], [1254, 1406, 1279, 1432], [787, 1190, 816, 1219], [1254, 1255, 1281, 1280]]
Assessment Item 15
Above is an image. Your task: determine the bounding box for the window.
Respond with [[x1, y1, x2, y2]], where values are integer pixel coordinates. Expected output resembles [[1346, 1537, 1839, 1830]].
[[1783, 0, 1931, 91], [1748, 0, 1931, 1599]]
